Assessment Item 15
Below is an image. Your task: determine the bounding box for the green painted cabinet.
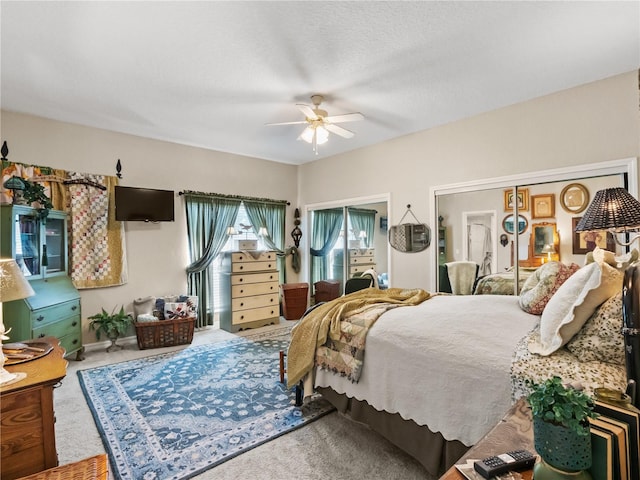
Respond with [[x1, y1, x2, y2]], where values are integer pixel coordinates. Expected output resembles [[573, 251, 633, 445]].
[[0, 205, 83, 359]]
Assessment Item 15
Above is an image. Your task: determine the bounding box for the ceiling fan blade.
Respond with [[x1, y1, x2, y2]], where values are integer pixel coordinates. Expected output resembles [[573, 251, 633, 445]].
[[296, 104, 318, 120], [265, 120, 308, 126], [323, 112, 364, 123], [325, 123, 355, 139]]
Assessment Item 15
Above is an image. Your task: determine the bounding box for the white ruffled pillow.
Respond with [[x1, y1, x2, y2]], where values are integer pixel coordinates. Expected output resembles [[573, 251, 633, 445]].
[[528, 261, 623, 356]]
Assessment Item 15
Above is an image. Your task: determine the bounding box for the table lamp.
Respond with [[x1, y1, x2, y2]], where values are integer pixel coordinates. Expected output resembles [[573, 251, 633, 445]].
[[0, 258, 35, 385], [541, 244, 555, 263], [574, 187, 640, 408]]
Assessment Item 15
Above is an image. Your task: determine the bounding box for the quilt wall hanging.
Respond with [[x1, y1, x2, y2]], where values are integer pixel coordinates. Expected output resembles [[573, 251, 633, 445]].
[[1, 160, 128, 289]]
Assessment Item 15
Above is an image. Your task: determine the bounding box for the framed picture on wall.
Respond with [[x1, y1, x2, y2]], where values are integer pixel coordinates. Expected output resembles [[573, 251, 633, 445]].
[[531, 194, 555, 219], [503, 188, 529, 212], [572, 217, 616, 254], [561, 183, 590, 214]]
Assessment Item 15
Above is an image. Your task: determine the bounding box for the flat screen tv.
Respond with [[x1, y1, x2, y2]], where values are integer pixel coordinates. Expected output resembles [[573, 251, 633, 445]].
[[115, 186, 175, 222]]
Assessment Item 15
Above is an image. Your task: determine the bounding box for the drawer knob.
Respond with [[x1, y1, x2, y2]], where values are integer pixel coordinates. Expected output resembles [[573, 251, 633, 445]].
[[37, 315, 44, 322], [72, 321, 78, 327], [240, 290, 244, 294], [270, 298, 274, 303], [239, 278, 244, 283], [240, 315, 244, 320], [38, 333, 45, 338], [239, 266, 244, 270], [71, 305, 78, 311], [72, 339, 78, 344], [240, 302, 244, 307]]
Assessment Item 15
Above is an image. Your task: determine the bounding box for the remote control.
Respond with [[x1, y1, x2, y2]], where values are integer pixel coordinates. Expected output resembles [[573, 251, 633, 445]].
[[473, 450, 536, 479]]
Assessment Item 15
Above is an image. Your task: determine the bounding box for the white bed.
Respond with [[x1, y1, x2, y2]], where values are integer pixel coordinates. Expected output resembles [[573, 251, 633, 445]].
[[313, 294, 539, 447]]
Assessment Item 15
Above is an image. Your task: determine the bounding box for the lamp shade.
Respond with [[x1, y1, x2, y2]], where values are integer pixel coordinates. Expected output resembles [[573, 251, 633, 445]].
[[258, 227, 268, 236], [226, 226, 238, 236], [3, 176, 26, 191], [0, 258, 35, 302], [541, 244, 555, 254], [574, 188, 640, 233]]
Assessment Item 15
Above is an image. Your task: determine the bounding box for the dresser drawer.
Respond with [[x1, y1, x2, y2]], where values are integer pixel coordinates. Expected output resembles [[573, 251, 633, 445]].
[[232, 293, 278, 311], [231, 281, 278, 298], [349, 255, 374, 265], [231, 251, 276, 263], [58, 331, 82, 355], [30, 300, 80, 327], [231, 271, 278, 285], [232, 305, 279, 325], [231, 260, 276, 273], [348, 248, 374, 257], [32, 314, 81, 340], [350, 264, 375, 276]]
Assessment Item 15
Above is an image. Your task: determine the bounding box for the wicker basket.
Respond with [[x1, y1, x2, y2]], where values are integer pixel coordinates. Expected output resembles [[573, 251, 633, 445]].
[[17, 454, 108, 479], [135, 316, 195, 350]]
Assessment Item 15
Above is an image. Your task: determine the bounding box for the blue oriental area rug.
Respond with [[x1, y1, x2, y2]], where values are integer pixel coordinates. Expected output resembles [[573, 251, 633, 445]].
[[78, 325, 334, 480]]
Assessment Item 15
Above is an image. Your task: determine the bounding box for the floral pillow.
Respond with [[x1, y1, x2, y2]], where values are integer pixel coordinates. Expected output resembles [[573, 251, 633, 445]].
[[566, 292, 625, 365], [528, 261, 623, 356], [519, 262, 580, 315]]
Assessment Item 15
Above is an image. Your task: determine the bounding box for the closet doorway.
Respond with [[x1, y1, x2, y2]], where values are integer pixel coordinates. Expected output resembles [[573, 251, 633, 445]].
[[462, 210, 497, 276]]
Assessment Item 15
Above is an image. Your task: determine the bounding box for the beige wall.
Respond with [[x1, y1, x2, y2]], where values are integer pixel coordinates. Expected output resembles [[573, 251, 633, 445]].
[[298, 71, 640, 290], [0, 111, 299, 344], [1, 70, 638, 345]]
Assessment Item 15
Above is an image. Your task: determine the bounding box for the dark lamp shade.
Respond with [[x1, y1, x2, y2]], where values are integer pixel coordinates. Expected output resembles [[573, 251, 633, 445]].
[[574, 188, 640, 233]]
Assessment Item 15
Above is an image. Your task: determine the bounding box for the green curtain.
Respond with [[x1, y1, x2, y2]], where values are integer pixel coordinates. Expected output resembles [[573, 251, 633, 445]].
[[348, 207, 376, 248], [184, 194, 241, 327], [310, 208, 344, 285], [243, 200, 287, 284]]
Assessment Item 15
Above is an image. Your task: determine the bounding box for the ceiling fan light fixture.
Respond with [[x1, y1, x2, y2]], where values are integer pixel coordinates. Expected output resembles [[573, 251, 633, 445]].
[[316, 126, 329, 145], [300, 126, 315, 144], [300, 125, 329, 145]]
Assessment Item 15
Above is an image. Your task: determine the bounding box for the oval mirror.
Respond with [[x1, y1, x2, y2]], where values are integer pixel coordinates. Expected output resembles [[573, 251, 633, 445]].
[[502, 214, 528, 235], [388, 223, 431, 252]]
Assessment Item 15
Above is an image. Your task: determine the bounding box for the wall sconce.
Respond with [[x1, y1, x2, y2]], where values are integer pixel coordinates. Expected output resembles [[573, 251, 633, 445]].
[[291, 208, 302, 247]]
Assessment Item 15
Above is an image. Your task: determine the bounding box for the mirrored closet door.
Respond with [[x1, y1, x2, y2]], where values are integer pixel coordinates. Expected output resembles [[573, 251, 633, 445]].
[[308, 198, 389, 302], [433, 159, 635, 295]]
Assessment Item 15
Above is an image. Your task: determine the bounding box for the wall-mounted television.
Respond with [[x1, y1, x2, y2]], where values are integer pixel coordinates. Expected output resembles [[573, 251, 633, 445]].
[[115, 186, 175, 222]]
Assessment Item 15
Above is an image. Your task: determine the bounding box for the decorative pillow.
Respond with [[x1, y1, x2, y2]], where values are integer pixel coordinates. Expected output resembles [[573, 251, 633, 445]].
[[528, 262, 623, 356], [566, 293, 625, 365], [178, 295, 198, 318], [133, 296, 155, 320], [164, 302, 189, 320], [519, 262, 580, 315]]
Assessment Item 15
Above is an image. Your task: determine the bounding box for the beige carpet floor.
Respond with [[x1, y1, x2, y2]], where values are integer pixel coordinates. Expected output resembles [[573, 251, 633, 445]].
[[55, 319, 433, 480]]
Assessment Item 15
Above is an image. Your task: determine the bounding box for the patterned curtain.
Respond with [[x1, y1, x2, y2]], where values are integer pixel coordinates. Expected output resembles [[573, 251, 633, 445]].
[[243, 200, 287, 284], [184, 193, 241, 327], [310, 208, 344, 285], [0, 161, 127, 289], [348, 207, 376, 248]]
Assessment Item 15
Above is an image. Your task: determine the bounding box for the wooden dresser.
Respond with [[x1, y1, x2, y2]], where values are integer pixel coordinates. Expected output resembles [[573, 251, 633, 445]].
[[1, 337, 68, 480], [220, 251, 280, 332]]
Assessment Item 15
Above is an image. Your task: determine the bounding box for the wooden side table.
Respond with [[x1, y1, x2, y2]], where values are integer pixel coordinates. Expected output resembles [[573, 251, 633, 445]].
[[1, 337, 68, 480], [440, 399, 536, 480]]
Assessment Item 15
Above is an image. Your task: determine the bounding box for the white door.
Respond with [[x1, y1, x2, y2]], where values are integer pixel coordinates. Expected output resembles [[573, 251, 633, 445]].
[[462, 211, 497, 276]]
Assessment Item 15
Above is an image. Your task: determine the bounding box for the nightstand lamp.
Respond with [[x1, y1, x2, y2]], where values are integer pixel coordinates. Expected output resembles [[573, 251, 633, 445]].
[[574, 187, 640, 408], [0, 258, 35, 385], [541, 244, 555, 263]]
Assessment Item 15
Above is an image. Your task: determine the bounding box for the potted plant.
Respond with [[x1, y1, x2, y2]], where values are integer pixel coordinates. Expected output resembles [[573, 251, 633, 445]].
[[88, 306, 132, 352], [22, 179, 54, 219], [527, 376, 597, 479]]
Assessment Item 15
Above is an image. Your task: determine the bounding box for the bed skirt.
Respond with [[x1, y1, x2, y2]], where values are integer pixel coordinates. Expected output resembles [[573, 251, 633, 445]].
[[317, 386, 469, 477]]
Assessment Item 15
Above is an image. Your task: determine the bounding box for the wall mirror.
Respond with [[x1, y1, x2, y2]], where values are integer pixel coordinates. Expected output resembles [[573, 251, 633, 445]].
[[502, 214, 528, 235], [532, 222, 558, 257], [388, 223, 430, 252]]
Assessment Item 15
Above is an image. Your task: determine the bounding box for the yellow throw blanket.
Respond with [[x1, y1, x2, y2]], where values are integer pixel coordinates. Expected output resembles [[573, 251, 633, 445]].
[[286, 287, 431, 388]]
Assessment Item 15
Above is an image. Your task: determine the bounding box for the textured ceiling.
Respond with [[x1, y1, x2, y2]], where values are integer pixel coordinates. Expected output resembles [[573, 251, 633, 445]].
[[1, 1, 639, 165]]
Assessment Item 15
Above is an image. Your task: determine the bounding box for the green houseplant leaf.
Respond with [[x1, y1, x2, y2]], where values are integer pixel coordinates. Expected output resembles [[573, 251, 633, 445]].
[[527, 376, 598, 436], [88, 306, 132, 340]]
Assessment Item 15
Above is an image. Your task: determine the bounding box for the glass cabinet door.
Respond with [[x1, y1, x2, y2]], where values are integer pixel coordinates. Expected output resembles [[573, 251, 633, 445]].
[[44, 215, 65, 274], [15, 211, 40, 277]]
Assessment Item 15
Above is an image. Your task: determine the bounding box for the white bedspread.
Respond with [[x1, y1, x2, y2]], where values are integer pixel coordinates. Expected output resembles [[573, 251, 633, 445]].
[[314, 294, 539, 446]]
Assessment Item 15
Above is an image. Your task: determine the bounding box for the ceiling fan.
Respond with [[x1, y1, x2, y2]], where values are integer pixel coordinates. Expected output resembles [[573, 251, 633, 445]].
[[266, 95, 364, 155]]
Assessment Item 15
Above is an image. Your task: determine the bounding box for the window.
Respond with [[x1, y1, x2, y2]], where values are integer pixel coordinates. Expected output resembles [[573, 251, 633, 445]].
[[211, 204, 258, 312]]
